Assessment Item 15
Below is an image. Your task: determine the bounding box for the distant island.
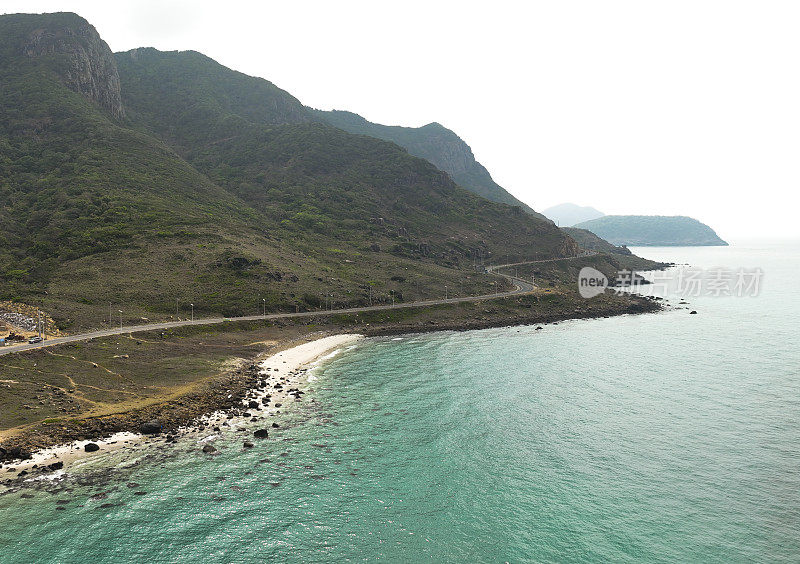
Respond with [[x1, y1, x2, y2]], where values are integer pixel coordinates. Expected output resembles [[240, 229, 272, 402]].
[[574, 215, 728, 246], [542, 203, 605, 226]]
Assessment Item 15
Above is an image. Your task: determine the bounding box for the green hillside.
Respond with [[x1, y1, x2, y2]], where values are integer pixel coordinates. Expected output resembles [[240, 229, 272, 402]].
[[562, 227, 631, 255], [574, 215, 728, 246], [0, 13, 578, 332], [0, 13, 260, 300], [311, 109, 543, 218]]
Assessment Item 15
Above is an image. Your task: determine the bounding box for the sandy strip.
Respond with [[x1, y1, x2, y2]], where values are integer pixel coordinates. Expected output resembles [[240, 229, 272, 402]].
[[198, 333, 364, 429], [0, 333, 363, 486]]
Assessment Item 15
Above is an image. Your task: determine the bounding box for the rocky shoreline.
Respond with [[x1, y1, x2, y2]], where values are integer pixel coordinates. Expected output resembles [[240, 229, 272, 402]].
[[0, 334, 362, 487], [0, 294, 663, 483]]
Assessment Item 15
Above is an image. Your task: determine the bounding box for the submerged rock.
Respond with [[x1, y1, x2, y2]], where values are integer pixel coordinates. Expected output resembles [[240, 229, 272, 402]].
[[84, 443, 100, 453], [253, 429, 269, 439], [243, 441, 254, 448], [202, 445, 217, 454]]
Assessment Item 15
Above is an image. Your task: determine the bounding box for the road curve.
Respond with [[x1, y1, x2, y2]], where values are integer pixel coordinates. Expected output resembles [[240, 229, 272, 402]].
[[0, 265, 541, 357]]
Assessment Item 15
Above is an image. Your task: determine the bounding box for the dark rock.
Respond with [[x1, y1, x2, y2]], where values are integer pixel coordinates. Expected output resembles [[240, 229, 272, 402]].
[[243, 441, 254, 448], [248, 401, 259, 409], [139, 420, 161, 434], [274, 403, 282, 408], [202, 444, 217, 454], [48, 461, 64, 471], [253, 429, 269, 439], [84, 443, 100, 453], [271, 423, 280, 428], [690, 310, 697, 314], [7, 447, 31, 460]]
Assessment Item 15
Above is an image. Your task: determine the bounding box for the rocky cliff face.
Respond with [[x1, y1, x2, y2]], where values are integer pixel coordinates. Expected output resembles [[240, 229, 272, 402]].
[[22, 14, 124, 119]]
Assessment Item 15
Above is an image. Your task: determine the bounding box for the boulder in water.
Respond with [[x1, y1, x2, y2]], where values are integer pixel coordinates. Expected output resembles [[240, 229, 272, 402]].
[[253, 429, 269, 439], [84, 443, 100, 453], [202, 444, 217, 454]]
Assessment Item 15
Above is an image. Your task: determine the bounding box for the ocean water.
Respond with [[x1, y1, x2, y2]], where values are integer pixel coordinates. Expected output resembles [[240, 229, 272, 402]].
[[0, 241, 798, 562]]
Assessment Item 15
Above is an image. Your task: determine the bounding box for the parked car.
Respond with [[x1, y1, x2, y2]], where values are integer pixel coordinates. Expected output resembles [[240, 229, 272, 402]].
[[28, 336, 43, 344]]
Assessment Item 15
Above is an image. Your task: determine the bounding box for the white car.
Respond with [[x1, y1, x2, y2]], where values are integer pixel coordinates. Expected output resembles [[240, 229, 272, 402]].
[[28, 336, 43, 344]]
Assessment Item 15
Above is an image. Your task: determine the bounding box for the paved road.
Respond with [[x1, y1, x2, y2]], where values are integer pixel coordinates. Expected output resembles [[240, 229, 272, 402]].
[[1, 253, 600, 357], [0, 267, 538, 357]]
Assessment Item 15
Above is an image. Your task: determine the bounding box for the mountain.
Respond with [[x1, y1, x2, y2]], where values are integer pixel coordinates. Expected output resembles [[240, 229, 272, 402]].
[[310, 109, 543, 218], [542, 203, 605, 226], [561, 227, 631, 255], [0, 12, 578, 330], [574, 216, 728, 246]]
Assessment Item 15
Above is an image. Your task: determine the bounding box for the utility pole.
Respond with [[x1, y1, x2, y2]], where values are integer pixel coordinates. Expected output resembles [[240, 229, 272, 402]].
[[445, 285, 448, 300], [109, 302, 112, 326], [262, 298, 266, 316], [190, 303, 194, 322], [176, 297, 179, 318], [119, 310, 122, 330]]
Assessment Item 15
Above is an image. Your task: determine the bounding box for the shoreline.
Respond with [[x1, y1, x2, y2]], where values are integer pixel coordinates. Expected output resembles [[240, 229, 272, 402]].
[[0, 291, 663, 482], [0, 334, 363, 487]]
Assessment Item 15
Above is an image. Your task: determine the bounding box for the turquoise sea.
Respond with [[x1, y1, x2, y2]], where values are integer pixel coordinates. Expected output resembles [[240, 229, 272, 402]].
[[0, 241, 798, 562]]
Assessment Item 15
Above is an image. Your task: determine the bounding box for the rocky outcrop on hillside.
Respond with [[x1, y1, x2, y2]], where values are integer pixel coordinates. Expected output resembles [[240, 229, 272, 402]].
[[22, 14, 124, 119]]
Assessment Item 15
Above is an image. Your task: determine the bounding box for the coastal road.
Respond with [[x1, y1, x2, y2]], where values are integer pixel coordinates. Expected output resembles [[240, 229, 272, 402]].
[[1, 253, 601, 357], [0, 265, 540, 357]]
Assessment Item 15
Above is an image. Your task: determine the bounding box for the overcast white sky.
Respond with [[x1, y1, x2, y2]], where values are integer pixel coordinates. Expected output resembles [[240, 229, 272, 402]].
[[4, 1, 799, 240]]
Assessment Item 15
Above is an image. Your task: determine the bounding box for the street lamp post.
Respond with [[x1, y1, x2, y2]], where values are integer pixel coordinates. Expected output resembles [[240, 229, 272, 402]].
[[190, 303, 194, 322], [262, 298, 266, 316], [118, 310, 122, 330]]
